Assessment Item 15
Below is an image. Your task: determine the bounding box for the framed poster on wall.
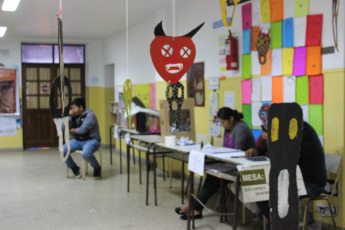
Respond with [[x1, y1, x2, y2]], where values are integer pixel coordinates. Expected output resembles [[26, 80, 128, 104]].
[[187, 62, 205, 107], [0, 67, 19, 116]]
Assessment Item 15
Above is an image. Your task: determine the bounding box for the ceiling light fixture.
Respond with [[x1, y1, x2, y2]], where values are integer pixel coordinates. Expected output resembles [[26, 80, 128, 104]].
[[0, 27, 7, 37], [2, 0, 21, 11]]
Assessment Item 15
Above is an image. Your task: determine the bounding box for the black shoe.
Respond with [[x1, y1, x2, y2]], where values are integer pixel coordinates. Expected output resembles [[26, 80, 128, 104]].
[[175, 207, 186, 215], [72, 166, 82, 179], [93, 167, 101, 179], [181, 213, 203, 220]]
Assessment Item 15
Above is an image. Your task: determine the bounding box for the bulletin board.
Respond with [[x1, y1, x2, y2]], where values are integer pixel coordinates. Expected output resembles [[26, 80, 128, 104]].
[[0, 67, 20, 117], [238, 1, 324, 141]]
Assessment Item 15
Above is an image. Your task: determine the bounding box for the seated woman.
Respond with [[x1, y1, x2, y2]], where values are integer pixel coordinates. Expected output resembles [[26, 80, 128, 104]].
[[175, 107, 255, 220]]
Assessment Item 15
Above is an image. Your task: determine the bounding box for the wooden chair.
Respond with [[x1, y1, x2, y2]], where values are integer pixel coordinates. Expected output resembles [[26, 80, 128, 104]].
[[302, 153, 342, 230], [66, 149, 102, 180]]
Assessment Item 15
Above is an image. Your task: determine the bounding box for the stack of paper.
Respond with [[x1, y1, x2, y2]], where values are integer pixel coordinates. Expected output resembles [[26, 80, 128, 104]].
[[202, 146, 239, 154]]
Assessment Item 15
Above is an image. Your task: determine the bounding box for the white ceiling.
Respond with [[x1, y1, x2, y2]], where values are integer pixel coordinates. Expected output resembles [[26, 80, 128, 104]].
[[0, 0, 188, 40]]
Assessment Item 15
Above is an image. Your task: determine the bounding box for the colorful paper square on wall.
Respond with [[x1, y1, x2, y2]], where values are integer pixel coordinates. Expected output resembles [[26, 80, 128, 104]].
[[309, 75, 323, 104], [242, 104, 252, 129], [309, 104, 323, 135]]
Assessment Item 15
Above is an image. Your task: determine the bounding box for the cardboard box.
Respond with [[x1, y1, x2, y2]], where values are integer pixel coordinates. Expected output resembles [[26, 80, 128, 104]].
[[159, 98, 195, 142]]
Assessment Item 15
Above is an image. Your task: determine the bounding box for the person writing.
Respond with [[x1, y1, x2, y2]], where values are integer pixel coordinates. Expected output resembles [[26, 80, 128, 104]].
[[63, 98, 102, 179], [245, 116, 326, 226], [175, 107, 255, 220]]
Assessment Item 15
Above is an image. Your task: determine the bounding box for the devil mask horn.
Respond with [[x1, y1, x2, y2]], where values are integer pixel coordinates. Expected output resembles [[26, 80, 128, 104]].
[[154, 21, 204, 38]]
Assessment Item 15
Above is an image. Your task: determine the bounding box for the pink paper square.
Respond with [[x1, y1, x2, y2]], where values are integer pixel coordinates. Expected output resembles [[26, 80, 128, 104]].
[[309, 75, 323, 104], [241, 79, 252, 104]]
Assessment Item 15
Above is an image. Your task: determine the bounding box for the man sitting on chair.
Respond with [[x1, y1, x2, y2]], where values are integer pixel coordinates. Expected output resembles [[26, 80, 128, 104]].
[[63, 98, 102, 179]]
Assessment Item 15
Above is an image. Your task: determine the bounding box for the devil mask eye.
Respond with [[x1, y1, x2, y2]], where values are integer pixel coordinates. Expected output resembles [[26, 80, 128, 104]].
[[161, 44, 173, 57], [180, 46, 191, 58]]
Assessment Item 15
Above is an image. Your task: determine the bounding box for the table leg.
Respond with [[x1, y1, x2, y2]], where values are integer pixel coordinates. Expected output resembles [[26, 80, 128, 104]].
[[127, 141, 130, 193], [182, 162, 185, 204], [187, 171, 194, 230], [139, 150, 142, 184], [146, 150, 150, 205], [232, 175, 240, 230], [109, 125, 113, 165], [119, 131, 123, 174], [153, 146, 157, 206]]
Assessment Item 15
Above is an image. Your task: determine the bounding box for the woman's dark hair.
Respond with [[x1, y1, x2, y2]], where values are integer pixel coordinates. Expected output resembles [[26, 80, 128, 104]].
[[217, 107, 243, 122], [71, 98, 85, 110]]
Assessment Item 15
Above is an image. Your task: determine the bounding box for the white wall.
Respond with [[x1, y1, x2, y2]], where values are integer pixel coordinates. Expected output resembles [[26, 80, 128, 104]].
[[104, 0, 345, 86]]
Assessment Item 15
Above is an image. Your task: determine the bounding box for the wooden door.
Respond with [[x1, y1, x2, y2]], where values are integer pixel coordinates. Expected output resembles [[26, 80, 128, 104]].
[[22, 64, 85, 149]]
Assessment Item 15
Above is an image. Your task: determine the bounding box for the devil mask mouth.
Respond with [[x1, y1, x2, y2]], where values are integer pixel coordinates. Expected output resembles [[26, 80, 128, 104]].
[[165, 63, 183, 74]]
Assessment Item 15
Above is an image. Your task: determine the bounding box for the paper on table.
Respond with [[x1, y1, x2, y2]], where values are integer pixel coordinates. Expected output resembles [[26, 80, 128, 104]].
[[306, 14, 323, 46], [293, 47, 306, 76], [243, 29, 252, 55], [242, 3, 252, 30], [271, 49, 282, 76], [272, 76, 283, 103], [309, 104, 323, 135], [271, 21, 282, 49], [282, 48, 294, 76], [295, 0, 309, 17], [309, 75, 323, 104], [252, 0, 261, 27], [251, 101, 262, 126], [283, 76, 296, 103], [125, 133, 131, 145], [300, 104, 309, 123], [251, 51, 261, 75], [306, 46, 322, 76], [270, 0, 283, 22], [188, 150, 205, 177], [242, 54, 252, 79], [294, 16, 307, 47], [251, 26, 260, 51], [114, 125, 120, 139], [296, 75, 309, 104], [261, 49, 272, 75], [260, 0, 271, 23], [251, 77, 261, 102], [261, 75, 272, 101], [283, 18, 294, 48], [242, 104, 252, 129], [241, 79, 252, 104]]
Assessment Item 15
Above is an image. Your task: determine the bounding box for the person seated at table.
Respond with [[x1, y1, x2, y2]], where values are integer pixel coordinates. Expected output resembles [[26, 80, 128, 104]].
[[175, 107, 255, 220], [245, 121, 326, 225]]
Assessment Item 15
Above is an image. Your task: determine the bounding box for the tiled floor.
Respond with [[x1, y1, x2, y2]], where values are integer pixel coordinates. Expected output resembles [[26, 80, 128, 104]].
[[0, 147, 325, 230]]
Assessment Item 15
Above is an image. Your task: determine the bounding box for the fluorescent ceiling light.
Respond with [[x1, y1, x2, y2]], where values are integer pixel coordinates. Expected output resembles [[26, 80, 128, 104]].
[[2, 0, 21, 11], [0, 27, 7, 37]]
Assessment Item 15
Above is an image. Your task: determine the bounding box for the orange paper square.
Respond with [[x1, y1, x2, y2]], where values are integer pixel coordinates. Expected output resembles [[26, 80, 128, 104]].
[[251, 26, 261, 51], [261, 49, 272, 75], [306, 46, 321, 76], [272, 76, 283, 103], [270, 0, 284, 22]]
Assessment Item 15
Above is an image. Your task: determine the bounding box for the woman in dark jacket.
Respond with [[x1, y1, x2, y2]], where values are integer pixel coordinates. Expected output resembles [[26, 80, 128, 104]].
[[175, 107, 255, 220]]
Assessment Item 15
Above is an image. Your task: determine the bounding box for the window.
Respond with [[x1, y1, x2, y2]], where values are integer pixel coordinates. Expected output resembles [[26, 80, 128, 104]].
[[21, 44, 85, 64]]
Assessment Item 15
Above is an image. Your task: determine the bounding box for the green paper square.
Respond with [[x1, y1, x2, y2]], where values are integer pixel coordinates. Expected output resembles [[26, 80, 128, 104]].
[[242, 104, 252, 129], [296, 75, 309, 104], [271, 21, 282, 49], [242, 54, 252, 79], [309, 104, 323, 135]]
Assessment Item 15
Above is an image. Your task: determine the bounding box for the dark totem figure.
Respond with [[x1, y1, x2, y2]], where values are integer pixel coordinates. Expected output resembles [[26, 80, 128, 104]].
[[268, 103, 303, 230]]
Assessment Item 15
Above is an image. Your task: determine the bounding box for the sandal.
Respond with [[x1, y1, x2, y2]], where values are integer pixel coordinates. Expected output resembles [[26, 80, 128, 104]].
[[175, 207, 186, 215], [181, 213, 203, 220]]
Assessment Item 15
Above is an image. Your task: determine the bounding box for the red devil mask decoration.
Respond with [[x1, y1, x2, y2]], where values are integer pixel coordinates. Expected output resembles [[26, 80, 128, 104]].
[[150, 21, 204, 84]]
